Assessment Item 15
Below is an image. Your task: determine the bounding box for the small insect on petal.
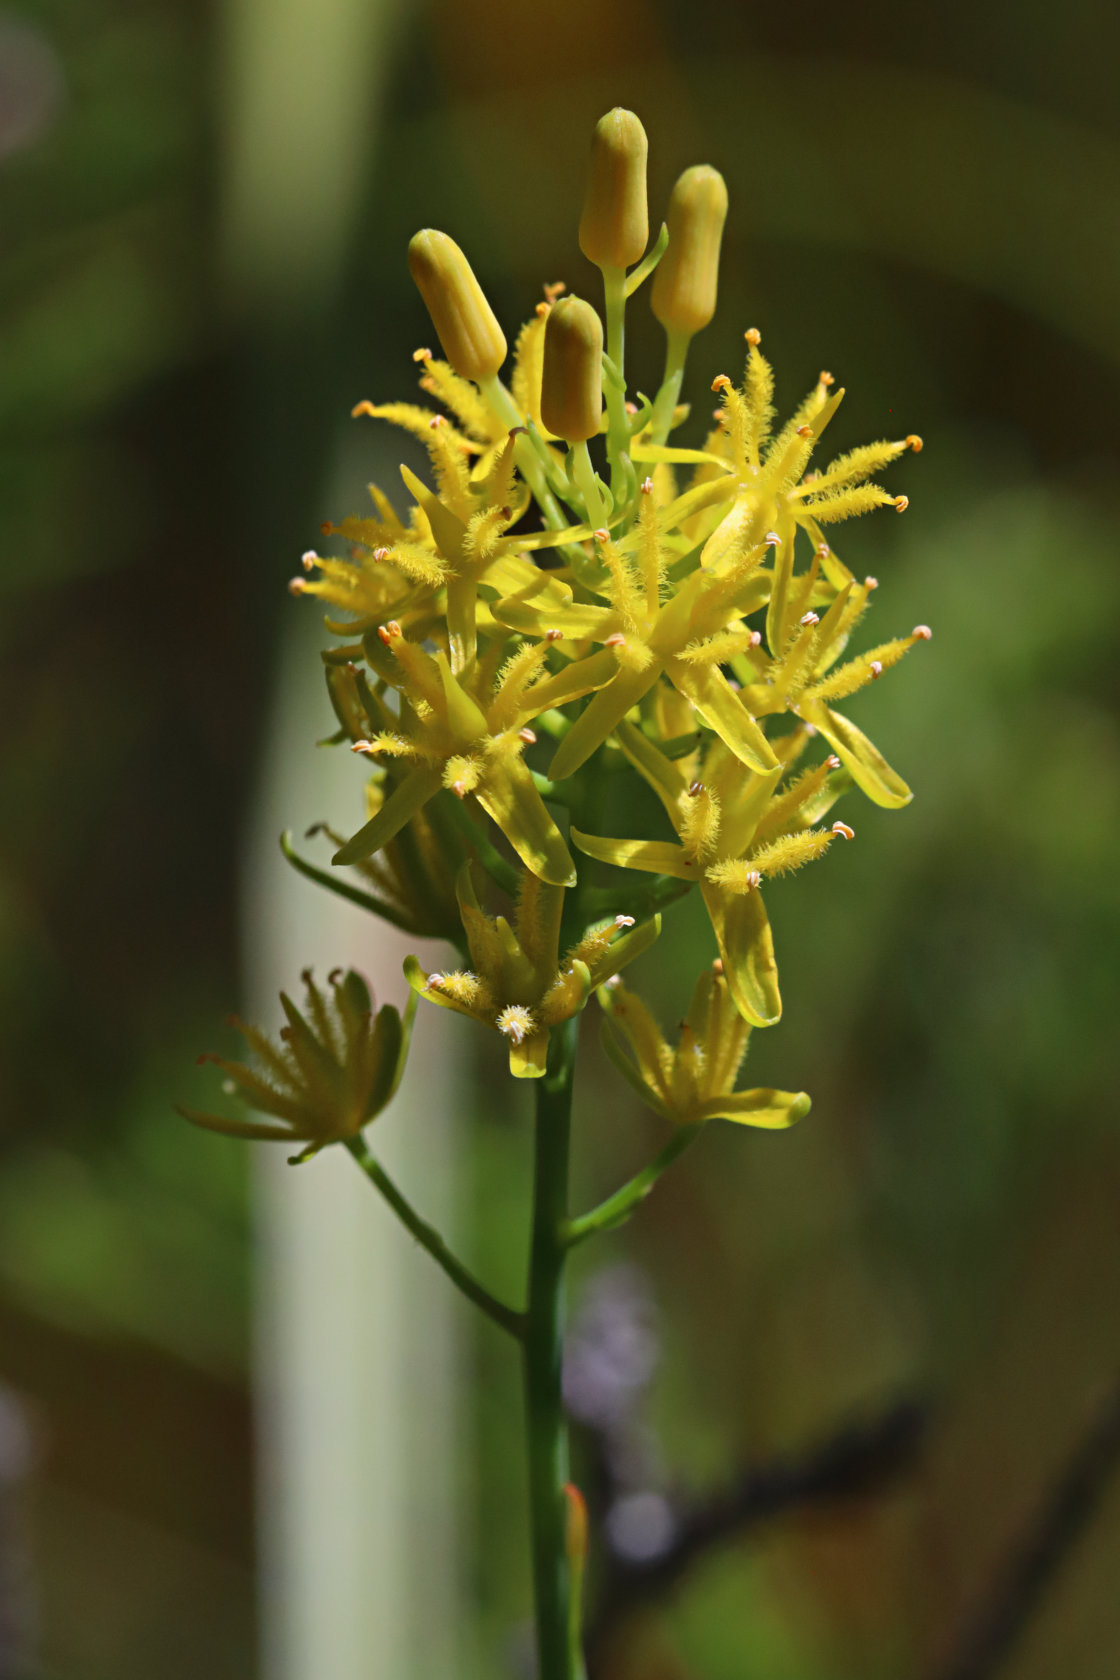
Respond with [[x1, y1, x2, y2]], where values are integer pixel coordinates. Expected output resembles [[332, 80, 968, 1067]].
[[831, 821, 855, 840], [913, 624, 933, 640]]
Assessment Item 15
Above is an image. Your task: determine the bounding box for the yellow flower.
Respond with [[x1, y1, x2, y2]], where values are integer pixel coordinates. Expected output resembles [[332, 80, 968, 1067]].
[[405, 865, 659, 1077], [599, 964, 810, 1128]]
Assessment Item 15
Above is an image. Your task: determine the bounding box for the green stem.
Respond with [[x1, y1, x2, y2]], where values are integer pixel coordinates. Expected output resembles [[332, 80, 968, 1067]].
[[569, 439, 608, 530], [601, 263, 632, 507], [649, 327, 692, 446], [344, 1135, 524, 1338], [525, 1015, 580, 1680], [563, 1123, 701, 1246]]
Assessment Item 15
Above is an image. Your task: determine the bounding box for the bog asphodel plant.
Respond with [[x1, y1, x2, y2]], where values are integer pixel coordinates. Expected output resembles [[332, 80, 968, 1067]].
[[184, 108, 927, 1678]]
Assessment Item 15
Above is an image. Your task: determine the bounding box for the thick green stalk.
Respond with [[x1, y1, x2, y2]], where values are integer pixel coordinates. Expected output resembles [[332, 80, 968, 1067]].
[[524, 1015, 581, 1680]]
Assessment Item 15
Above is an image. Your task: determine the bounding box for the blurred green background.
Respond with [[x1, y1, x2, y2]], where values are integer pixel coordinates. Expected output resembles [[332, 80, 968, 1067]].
[[2, 0, 1119, 1675]]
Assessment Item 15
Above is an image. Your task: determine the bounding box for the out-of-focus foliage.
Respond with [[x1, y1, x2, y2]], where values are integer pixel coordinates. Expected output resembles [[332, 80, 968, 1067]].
[[2, 0, 1119, 1674]]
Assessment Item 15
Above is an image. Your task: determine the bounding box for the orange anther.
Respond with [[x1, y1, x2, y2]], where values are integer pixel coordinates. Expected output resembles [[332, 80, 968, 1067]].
[[906, 434, 923, 452], [745, 327, 762, 346]]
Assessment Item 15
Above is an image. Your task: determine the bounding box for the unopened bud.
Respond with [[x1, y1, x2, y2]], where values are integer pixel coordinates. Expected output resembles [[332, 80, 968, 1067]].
[[407, 229, 507, 382], [579, 108, 649, 271], [651, 165, 729, 337], [540, 296, 604, 443]]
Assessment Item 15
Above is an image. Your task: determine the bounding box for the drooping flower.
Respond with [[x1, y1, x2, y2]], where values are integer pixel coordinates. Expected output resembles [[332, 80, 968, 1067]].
[[179, 970, 413, 1161]]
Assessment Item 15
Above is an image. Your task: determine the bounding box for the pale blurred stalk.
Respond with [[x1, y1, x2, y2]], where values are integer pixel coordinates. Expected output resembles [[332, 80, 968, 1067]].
[[219, 0, 468, 1674]]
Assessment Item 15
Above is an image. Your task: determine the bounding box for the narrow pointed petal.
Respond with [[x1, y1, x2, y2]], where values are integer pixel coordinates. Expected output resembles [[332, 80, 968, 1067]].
[[493, 598, 619, 640], [598, 1021, 671, 1119], [365, 1005, 405, 1117], [572, 830, 697, 880], [614, 720, 689, 821], [549, 664, 662, 781], [436, 650, 490, 737], [701, 1088, 811, 1127], [476, 758, 576, 886], [332, 768, 444, 866], [177, 1105, 296, 1142], [702, 881, 782, 1027], [669, 663, 777, 774], [399, 462, 467, 557], [524, 647, 619, 713], [799, 701, 912, 808]]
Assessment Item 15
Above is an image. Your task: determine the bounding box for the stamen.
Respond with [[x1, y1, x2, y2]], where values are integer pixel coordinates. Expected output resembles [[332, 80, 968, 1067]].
[[869, 659, 883, 678], [906, 434, 923, 452], [712, 958, 724, 975], [831, 821, 855, 840], [640, 477, 654, 494], [288, 577, 306, 595], [864, 576, 879, 590], [377, 620, 403, 645], [625, 401, 638, 415], [605, 633, 626, 648], [594, 528, 610, 544], [748, 630, 762, 647], [711, 374, 732, 393], [745, 327, 762, 346], [800, 611, 820, 627], [826, 754, 841, 769], [894, 495, 909, 512], [688, 781, 704, 796], [429, 414, 445, 429], [543, 281, 566, 303], [765, 530, 781, 547], [913, 624, 932, 640], [796, 424, 813, 438], [816, 543, 831, 560], [497, 1004, 536, 1045], [373, 547, 391, 561], [412, 346, 432, 362], [301, 550, 318, 570], [614, 915, 636, 928], [819, 370, 834, 386], [518, 727, 537, 745]]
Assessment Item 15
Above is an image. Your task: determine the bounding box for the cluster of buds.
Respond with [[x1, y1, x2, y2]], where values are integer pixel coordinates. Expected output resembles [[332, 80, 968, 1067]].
[[193, 106, 927, 1142]]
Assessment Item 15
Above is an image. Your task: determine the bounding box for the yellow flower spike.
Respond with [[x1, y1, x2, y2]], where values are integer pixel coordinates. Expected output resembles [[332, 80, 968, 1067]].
[[579, 108, 649, 272], [408, 230, 507, 383], [599, 970, 809, 1128], [541, 297, 605, 444], [179, 970, 415, 1160], [651, 165, 729, 339]]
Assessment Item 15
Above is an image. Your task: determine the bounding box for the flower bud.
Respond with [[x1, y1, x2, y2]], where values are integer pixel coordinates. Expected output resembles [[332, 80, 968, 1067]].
[[407, 229, 507, 382], [578, 107, 649, 271], [540, 296, 603, 443], [651, 165, 729, 337]]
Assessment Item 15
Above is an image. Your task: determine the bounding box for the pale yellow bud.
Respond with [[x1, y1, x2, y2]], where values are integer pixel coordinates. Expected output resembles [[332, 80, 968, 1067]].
[[407, 229, 507, 381], [540, 296, 603, 443], [651, 165, 729, 337], [578, 108, 649, 271]]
